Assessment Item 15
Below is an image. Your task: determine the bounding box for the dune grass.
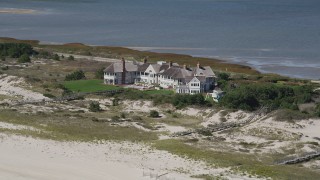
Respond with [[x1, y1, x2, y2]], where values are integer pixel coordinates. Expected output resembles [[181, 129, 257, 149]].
[[153, 139, 320, 180], [63, 79, 121, 93]]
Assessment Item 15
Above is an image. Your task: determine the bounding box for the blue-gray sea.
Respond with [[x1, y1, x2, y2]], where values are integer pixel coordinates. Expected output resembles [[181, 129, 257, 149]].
[[0, 0, 319, 79]]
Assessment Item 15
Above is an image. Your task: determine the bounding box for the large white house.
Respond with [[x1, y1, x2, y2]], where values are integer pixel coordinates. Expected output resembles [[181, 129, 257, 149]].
[[104, 58, 216, 94]]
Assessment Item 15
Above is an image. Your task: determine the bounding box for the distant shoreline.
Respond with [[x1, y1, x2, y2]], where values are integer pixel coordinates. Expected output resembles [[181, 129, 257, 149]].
[[0, 8, 38, 15]]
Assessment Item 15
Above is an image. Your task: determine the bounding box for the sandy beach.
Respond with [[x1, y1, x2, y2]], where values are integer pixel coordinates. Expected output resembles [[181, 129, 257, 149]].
[[0, 131, 215, 180], [0, 8, 38, 15]]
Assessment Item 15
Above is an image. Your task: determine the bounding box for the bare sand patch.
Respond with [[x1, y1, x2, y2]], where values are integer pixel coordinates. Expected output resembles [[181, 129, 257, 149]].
[[0, 134, 237, 180], [0, 74, 48, 101]]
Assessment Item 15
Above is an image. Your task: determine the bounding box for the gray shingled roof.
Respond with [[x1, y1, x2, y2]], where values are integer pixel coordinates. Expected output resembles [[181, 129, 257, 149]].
[[104, 62, 138, 73], [193, 66, 215, 77], [160, 67, 193, 79]]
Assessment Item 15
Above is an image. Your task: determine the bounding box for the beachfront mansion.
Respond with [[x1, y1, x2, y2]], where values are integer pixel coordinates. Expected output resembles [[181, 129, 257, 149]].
[[103, 58, 216, 94]]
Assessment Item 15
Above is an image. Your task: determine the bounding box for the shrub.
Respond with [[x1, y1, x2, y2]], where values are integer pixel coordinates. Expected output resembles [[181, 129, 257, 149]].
[[149, 110, 159, 118], [43, 93, 56, 98], [112, 98, 119, 106], [65, 70, 86, 81], [120, 112, 126, 119], [315, 104, 320, 117], [1, 56, 5, 61], [18, 54, 31, 63], [53, 54, 60, 61], [220, 83, 314, 111], [67, 55, 74, 61], [1, 66, 8, 70], [274, 109, 311, 122], [218, 72, 230, 81], [89, 101, 102, 112]]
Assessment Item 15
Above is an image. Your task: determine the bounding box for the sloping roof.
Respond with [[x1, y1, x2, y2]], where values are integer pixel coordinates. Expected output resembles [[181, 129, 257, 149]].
[[193, 66, 215, 77], [137, 63, 150, 72], [160, 67, 193, 79], [104, 62, 138, 73]]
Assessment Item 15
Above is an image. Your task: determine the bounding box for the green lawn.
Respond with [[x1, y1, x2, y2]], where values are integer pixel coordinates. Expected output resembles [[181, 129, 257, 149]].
[[63, 79, 121, 93]]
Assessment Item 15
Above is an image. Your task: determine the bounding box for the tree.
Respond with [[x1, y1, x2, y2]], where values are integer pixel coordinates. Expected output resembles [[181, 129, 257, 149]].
[[149, 110, 159, 118], [18, 54, 31, 63], [95, 67, 105, 79], [89, 101, 102, 112]]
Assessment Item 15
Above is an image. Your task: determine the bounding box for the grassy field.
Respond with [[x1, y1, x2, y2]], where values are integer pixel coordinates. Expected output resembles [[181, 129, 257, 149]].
[[63, 79, 121, 93]]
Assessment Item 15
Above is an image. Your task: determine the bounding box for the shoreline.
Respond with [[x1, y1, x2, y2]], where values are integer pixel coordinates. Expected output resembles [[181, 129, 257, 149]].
[[0, 8, 39, 15], [2, 37, 318, 80]]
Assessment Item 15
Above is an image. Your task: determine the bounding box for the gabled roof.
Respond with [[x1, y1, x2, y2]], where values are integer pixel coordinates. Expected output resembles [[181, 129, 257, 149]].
[[137, 63, 150, 72], [104, 62, 138, 73], [160, 67, 193, 79], [193, 66, 215, 77]]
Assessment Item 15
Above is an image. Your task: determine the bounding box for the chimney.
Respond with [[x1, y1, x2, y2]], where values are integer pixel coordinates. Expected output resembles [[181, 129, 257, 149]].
[[197, 62, 200, 68], [183, 64, 187, 69], [122, 58, 126, 84], [143, 57, 148, 64], [169, 61, 173, 68]]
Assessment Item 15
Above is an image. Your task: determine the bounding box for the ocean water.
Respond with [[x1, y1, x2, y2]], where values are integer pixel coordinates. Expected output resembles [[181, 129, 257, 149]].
[[0, 0, 319, 79]]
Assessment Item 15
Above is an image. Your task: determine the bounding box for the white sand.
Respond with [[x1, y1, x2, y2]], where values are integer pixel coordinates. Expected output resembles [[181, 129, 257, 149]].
[[0, 132, 219, 180], [0, 75, 48, 101]]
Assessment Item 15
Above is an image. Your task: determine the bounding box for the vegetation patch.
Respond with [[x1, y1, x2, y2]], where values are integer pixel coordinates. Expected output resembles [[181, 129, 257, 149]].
[[63, 79, 121, 93], [153, 140, 320, 179]]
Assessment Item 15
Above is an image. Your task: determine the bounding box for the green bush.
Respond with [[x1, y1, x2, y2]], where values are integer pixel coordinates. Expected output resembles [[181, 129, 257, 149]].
[[315, 104, 320, 117], [274, 109, 311, 122], [67, 55, 74, 61], [218, 72, 230, 81], [43, 93, 56, 98], [53, 54, 60, 61], [65, 70, 86, 81], [95, 67, 105, 79], [149, 110, 159, 118], [220, 84, 313, 111], [120, 112, 126, 119], [89, 101, 102, 112], [18, 54, 31, 63]]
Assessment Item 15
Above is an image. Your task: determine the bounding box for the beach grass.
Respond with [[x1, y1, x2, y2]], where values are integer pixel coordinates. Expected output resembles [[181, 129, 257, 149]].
[[0, 109, 157, 142], [153, 139, 320, 180], [63, 79, 121, 93]]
